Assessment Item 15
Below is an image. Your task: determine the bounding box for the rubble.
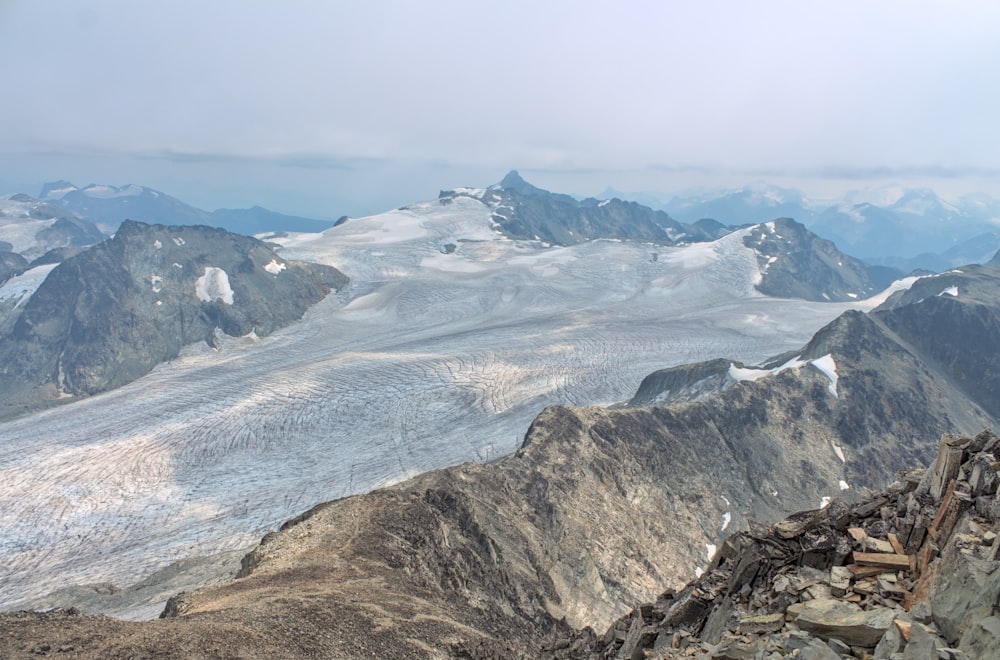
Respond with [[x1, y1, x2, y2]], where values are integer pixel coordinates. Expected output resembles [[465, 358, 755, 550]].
[[545, 431, 1000, 659]]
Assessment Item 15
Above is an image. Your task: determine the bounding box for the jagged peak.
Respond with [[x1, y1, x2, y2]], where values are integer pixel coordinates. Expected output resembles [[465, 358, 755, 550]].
[[497, 170, 547, 196]]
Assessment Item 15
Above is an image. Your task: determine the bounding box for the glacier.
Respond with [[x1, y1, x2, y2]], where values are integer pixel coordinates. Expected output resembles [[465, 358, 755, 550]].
[[0, 193, 900, 615]]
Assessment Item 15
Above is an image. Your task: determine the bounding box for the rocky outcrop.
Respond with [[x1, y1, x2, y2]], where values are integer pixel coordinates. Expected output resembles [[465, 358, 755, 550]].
[[0, 220, 347, 417], [745, 218, 889, 302], [566, 431, 1000, 659]]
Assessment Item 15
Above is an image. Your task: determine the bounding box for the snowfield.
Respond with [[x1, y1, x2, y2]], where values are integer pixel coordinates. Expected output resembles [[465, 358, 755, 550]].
[[0, 194, 896, 615]]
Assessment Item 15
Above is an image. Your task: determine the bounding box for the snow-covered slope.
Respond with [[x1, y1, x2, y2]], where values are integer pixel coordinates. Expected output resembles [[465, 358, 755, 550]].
[[0, 194, 106, 261], [0, 192, 901, 616]]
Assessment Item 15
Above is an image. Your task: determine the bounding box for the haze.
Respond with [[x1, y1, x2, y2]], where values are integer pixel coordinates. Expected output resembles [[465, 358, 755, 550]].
[[2, 0, 999, 218]]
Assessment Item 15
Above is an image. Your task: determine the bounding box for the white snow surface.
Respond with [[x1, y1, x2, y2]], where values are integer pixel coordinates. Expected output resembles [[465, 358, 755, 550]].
[[810, 354, 839, 397], [705, 544, 717, 561], [0, 264, 58, 308], [938, 286, 959, 297], [728, 355, 806, 383], [820, 496, 832, 509], [832, 443, 846, 463], [721, 512, 731, 532], [195, 267, 234, 304], [263, 259, 286, 275], [839, 480, 850, 491], [0, 194, 901, 613]]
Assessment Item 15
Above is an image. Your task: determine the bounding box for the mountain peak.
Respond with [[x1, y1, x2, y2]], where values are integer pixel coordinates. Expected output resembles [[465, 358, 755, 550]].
[[497, 170, 546, 196], [39, 180, 79, 201]]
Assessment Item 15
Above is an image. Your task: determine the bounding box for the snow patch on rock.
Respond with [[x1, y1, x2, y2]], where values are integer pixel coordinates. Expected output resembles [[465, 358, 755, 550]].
[[264, 259, 286, 275], [195, 267, 234, 305], [810, 354, 839, 397]]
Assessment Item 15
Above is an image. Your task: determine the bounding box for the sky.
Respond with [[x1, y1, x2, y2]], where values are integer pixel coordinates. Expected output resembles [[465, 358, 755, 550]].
[[1, 1, 999, 218]]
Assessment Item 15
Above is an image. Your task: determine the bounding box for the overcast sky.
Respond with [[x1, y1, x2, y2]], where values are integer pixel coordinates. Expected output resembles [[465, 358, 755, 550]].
[[1, 1, 999, 217]]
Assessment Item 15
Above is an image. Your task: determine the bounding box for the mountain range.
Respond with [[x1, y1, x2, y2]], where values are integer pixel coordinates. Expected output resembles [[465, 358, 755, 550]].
[[1, 225, 997, 658], [39, 181, 338, 235], [0, 172, 998, 657], [663, 183, 1000, 270]]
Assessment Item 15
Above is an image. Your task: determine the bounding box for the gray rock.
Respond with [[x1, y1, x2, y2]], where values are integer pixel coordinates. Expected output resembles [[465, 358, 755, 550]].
[[958, 615, 1000, 659], [874, 618, 903, 658], [787, 599, 897, 647], [902, 623, 940, 659], [798, 638, 842, 660]]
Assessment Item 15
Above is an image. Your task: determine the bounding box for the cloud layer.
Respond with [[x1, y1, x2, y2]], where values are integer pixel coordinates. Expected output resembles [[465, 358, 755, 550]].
[[2, 1, 999, 214]]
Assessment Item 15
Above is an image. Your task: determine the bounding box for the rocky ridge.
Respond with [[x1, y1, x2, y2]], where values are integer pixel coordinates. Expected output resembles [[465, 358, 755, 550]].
[[441, 171, 715, 247], [0, 220, 348, 418], [562, 430, 1000, 659]]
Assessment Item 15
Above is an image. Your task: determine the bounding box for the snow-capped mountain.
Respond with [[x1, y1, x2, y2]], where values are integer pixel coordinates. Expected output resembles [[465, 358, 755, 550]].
[[0, 193, 106, 264], [0, 173, 905, 618], [665, 183, 1000, 267], [444, 170, 718, 246], [40, 181, 336, 235]]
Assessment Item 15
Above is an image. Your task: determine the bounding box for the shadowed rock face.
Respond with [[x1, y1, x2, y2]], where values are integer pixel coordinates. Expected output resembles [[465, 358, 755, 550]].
[[0, 220, 347, 417], [745, 218, 885, 302]]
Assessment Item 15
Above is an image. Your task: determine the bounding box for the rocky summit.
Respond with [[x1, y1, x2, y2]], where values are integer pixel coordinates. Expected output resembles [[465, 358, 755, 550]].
[[0, 220, 347, 419]]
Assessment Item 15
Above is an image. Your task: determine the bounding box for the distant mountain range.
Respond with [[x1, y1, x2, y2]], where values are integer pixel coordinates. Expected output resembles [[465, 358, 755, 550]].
[[661, 183, 1000, 270], [39, 181, 337, 235]]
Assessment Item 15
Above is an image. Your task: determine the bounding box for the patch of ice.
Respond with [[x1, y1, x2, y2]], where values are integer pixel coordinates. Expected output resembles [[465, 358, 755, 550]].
[[764, 221, 776, 232], [728, 355, 806, 383], [847, 292, 858, 299], [598, 199, 611, 207], [810, 354, 838, 397], [172, 237, 185, 246], [153, 240, 162, 250], [195, 267, 234, 305], [839, 480, 850, 490], [172, 263, 183, 269], [150, 275, 162, 293], [263, 259, 286, 275], [938, 286, 958, 297]]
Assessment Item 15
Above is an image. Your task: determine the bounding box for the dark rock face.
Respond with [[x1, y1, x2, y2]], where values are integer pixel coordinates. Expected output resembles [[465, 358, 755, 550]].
[[874, 266, 1000, 419], [0, 251, 28, 286], [0, 220, 347, 414], [442, 171, 718, 246], [745, 218, 887, 302]]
